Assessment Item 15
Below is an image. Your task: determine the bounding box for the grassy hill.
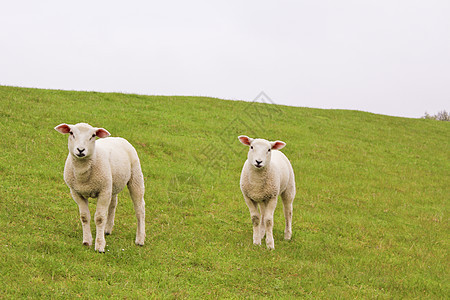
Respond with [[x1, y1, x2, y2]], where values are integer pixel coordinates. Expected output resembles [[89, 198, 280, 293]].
[[0, 85, 448, 298]]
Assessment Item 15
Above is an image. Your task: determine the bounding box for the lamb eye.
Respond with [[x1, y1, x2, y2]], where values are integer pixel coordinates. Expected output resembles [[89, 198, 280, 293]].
[[92, 134, 96, 138], [69, 132, 73, 135], [268, 149, 271, 152], [250, 146, 253, 149]]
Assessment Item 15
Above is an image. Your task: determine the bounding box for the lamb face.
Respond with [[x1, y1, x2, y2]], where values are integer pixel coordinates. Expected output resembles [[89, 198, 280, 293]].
[[247, 139, 273, 169], [55, 123, 110, 159], [239, 135, 286, 169]]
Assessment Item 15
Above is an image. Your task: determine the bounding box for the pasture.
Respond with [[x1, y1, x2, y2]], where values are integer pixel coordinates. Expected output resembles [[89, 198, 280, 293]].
[[0, 86, 448, 298]]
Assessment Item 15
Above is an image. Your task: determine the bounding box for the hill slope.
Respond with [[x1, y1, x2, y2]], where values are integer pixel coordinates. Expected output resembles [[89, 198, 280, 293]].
[[0, 85, 448, 298]]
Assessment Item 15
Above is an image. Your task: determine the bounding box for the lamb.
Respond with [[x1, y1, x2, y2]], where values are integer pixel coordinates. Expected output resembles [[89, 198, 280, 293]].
[[238, 135, 296, 250], [54, 123, 145, 253]]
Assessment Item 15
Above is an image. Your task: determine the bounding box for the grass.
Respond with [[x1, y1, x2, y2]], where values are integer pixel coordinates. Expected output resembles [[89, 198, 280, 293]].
[[0, 85, 448, 298]]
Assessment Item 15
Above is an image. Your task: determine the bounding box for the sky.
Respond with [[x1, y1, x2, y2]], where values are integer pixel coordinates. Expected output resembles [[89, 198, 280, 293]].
[[1, 0, 449, 118]]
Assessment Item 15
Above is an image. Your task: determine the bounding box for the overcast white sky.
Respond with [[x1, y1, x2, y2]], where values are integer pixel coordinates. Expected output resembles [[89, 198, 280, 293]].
[[1, 0, 449, 118]]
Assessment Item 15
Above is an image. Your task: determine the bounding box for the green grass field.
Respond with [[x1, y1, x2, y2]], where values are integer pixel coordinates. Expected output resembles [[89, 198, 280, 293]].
[[0, 85, 448, 298]]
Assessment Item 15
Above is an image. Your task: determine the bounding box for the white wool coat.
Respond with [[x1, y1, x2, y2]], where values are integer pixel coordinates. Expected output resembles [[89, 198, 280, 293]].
[[64, 137, 143, 198], [240, 150, 295, 202]]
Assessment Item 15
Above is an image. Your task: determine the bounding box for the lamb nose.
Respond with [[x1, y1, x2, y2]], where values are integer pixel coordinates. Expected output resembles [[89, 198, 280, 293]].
[[77, 148, 85, 153], [256, 160, 262, 165]]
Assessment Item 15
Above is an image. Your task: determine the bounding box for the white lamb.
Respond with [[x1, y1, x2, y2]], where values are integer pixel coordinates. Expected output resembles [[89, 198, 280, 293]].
[[238, 135, 296, 250], [55, 123, 145, 253]]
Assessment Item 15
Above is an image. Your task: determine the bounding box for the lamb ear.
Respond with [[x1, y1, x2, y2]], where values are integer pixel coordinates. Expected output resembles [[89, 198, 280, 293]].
[[54, 123, 71, 134], [238, 135, 253, 146], [95, 128, 111, 138], [271, 141, 286, 150]]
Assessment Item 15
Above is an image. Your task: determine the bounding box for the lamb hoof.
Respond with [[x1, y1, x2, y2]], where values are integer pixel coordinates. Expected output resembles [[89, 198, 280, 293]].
[[266, 241, 275, 250], [82, 241, 91, 247], [105, 226, 113, 235], [135, 237, 145, 246], [284, 232, 292, 240]]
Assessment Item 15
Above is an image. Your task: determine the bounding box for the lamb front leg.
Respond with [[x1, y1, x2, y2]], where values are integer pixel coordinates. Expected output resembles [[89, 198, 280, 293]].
[[71, 190, 92, 247], [94, 191, 112, 253], [244, 196, 262, 245], [261, 197, 278, 250]]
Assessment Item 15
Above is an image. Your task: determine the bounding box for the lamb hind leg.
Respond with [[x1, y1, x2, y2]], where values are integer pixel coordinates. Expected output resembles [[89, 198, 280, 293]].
[[281, 185, 295, 240], [259, 204, 266, 240], [281, 195, 293, 240], [128, 169, 146, 246], [105, 194, 118, 235], [130, 192, 145, 246]]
